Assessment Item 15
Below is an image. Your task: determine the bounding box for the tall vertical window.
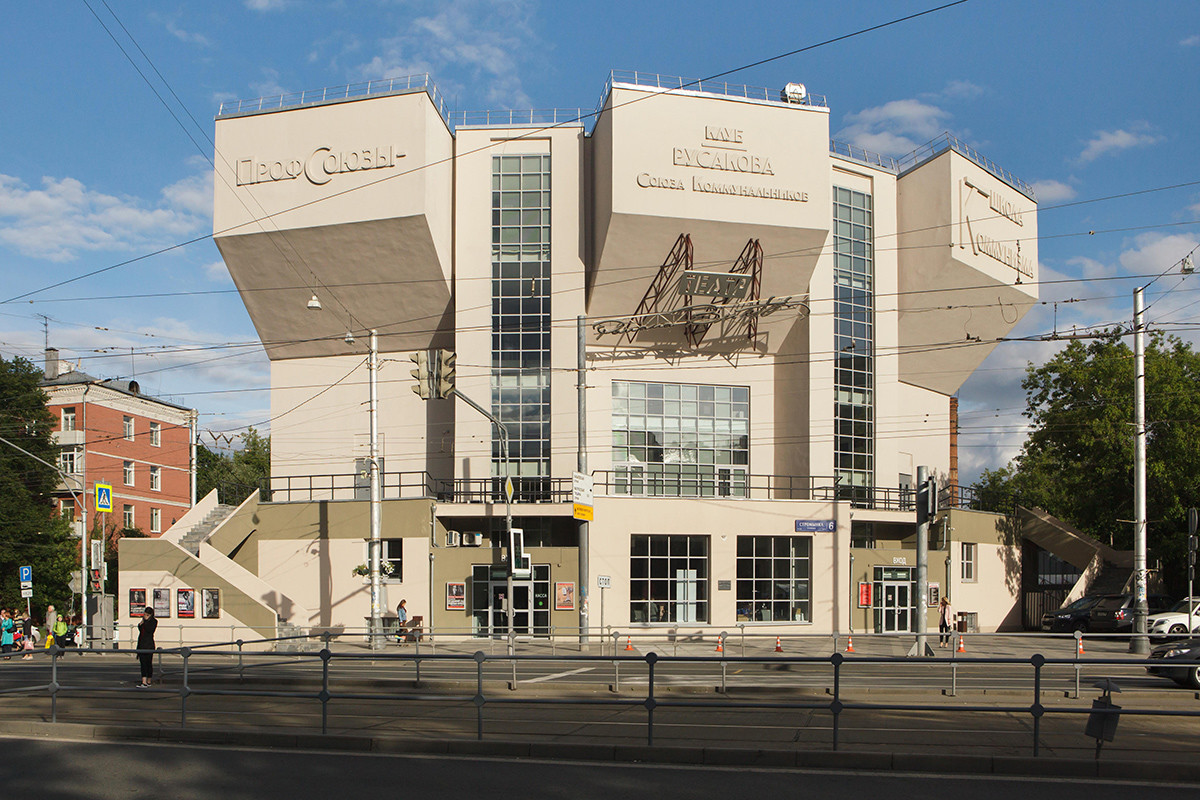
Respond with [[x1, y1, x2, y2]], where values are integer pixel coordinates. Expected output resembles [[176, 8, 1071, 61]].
[[150, 508, 161, 534], [123, 460, 134, 486], [150, 466, 161, 491], [123, 504, 135, 530], [491, 154, 551, 488], [61, 408, 76, 432], [382, 539, 403, 581], [736, 536, 812, 622], [58, 447, 80, 474], [149, 421, 161, 447], [961, 542, 977, 581], [629, 534, 709, 623], [611, 381, 750, 497], [123, 416, 134, 441], [833, 187, 875, 498]]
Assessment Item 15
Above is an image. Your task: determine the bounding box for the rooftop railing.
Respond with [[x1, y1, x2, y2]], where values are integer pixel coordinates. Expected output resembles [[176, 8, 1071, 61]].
[[829, 139, 900, 172], [449, 108, 588, 129], [216, 73, 448, 121], [899, 132, 1037, 201], [601, 69, 828, 111]]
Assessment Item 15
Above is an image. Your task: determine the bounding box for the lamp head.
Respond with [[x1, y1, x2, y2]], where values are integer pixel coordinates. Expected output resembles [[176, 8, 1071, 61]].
[[307, 294, 322, 311]]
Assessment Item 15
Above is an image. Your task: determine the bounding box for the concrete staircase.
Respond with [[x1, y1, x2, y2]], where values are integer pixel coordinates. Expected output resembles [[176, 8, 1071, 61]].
[[1089, 562, 1132, 595], [178, 504, 236, 556]]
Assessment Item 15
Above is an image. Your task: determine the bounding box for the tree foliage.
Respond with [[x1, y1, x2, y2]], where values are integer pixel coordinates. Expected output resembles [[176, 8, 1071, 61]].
[[0, 356, 79, 613], [973, 331, 1200, 594], [196, 427, 271, 504]]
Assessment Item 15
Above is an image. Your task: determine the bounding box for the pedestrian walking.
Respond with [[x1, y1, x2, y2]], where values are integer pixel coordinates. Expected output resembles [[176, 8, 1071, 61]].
[[20, 612, 34, 659], [938, 596, 955, 648], [395, 599, 408, 642], [136, 607, 157, 686], [43, 605, 57, 647]]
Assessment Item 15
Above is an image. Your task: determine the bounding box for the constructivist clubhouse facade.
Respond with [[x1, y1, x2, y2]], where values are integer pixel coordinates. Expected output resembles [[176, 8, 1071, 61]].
[[120, 72, 1043, 644]]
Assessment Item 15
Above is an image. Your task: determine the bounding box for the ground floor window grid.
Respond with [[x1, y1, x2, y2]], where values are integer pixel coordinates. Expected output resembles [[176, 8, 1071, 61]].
[[629, 534, 709, 623]]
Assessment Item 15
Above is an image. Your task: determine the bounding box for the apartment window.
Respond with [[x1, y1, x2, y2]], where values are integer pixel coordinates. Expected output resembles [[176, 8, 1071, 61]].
[[150, 508, 161, 534], [58, 447, 81, 475], [123, 416, 134, 441], [611, 381, 750, 498], [736, 536, 812, 622], [123, 460, 134, 486], [123, 504, 135, 530], [491, 153, 551, 485], [961, 542, 977, 582], [150, 466, 161, 491], [150, 421, 161, 447], [61, 407, 76, 432], [833, 187, 875, 500], [383, 539, 403, 581], [62, 499, 75, 522], [629, 534, 708, 623]]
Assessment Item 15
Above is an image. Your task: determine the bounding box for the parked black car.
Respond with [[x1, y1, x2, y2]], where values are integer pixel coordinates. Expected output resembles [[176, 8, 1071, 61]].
[[1089, 593, 1173, 633], [1040, 595, 1109, 632], [1147, 638, 1200, 688]]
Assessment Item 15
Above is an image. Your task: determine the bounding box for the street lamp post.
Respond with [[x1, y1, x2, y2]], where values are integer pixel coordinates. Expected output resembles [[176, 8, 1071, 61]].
[[1131, 288, 1149, 654]]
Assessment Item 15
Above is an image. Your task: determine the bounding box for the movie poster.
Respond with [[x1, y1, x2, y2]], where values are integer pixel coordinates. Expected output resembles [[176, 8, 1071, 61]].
[[202, 588, 220, 619], [177, 588, 195, 619], [129, 588, 146, 617], [446, 582, 466, 610], [153, 587, 171, 618]]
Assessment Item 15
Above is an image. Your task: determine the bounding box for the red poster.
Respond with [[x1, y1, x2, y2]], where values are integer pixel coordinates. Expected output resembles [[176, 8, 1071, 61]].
[[857, 582, 872, 608]]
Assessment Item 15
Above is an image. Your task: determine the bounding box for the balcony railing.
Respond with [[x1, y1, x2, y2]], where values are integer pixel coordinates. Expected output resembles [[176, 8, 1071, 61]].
[[592, 470, 835, 501], [897, 132, 1036, 200]]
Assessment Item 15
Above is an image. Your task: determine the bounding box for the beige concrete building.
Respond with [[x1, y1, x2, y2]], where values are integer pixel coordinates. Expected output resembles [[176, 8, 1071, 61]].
[[121, 72, 1052, 644]]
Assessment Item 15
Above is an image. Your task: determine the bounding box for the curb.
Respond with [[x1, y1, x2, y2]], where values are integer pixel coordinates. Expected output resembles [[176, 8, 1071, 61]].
[[2, 720, 1198, 783]]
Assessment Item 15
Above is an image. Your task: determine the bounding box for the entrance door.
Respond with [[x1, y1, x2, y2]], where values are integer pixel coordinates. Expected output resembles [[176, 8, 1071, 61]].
[[489, 579, 533, 636], [873, 566, 914, 633]]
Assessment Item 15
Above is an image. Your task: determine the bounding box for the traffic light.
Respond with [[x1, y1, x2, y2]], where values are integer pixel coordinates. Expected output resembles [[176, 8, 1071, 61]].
[[1190, 509, 1198, 567], [410, 351, 431, 399], [917, 475, 938, 526], [435, 350, 456, 399], [89, 568, 102, 592]]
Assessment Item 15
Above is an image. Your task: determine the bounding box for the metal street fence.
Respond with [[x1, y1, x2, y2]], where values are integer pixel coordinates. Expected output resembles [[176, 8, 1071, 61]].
[[2, 632, 1198, 759]]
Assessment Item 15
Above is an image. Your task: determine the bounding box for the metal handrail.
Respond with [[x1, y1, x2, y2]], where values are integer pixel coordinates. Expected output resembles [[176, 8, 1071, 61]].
[[601, 69, 829, 110], [591, 470, 836, 501], [449, 108, 588, 129], [10, 637, 1198, 760], [216, 74, 449, 122], [897, 132, 1037, 200], [829, 139, 900, 172]]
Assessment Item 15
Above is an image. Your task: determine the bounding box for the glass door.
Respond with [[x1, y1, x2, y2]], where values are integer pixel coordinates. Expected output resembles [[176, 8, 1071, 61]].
[[873, 567, 914, 633]]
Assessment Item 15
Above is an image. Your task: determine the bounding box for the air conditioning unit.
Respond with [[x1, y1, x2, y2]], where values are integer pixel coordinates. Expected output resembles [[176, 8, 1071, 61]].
[[781, 82, 807, 104], [445, 530, 460, 547], [461, 531, 483, 547]]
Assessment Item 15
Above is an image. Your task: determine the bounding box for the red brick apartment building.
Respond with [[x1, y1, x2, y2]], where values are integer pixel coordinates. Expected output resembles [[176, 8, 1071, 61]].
[[42, 349, 196, 537]]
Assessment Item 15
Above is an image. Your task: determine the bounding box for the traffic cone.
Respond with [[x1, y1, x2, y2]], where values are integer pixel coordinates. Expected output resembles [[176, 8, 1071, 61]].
[[774, 636, 783, 653], [624, 636, 633, 651], [844, 635, 855, 653], [956, 634, 966, 654], [715, 635, 724, 653], [1077, 637, 1085, 656]]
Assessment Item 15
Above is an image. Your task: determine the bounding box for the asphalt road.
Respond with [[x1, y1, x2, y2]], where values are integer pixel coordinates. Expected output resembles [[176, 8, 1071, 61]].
[[0, 737, 1192, 800]]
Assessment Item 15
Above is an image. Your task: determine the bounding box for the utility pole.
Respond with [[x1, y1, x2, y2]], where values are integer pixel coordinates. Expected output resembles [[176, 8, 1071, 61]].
[[368, 330, 383, 650], [1131, 289, 1149, 655], [577, 315, 589, 647], [908, 465, 935, 658]]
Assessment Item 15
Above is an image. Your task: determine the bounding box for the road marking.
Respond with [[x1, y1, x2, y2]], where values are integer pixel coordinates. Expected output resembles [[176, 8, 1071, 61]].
[[523, 666, 595, 683]]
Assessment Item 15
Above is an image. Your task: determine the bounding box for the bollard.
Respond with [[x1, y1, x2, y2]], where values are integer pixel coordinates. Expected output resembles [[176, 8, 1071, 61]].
[[319, 648, 331, 735], [50, 646, 59, 723], [180, 648, 191, 726], [237, 639, 245, 682]]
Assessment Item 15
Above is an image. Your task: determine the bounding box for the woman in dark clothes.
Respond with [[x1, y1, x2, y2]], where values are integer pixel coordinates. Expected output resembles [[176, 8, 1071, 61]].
[[136, 607, 157, 687]]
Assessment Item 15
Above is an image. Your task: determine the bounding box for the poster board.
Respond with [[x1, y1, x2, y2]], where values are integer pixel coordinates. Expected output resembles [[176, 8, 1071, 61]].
[[202, 588, 220, 619], [446, 582, 466, 610], [177, 588, 195, 619], [555, 582, 575, 611], [129, 588, 146, 617], [152, 588, 171, 617]]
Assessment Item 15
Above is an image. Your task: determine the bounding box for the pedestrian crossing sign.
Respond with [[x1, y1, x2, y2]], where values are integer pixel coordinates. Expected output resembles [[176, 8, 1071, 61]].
[[95, 483, 113, 513]]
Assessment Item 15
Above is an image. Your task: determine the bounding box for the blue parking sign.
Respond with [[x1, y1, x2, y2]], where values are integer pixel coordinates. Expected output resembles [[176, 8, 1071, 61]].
[[19, 565, 32, 583]]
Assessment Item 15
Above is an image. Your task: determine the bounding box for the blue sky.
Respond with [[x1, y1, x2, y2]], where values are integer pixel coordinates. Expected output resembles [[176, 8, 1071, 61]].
[[1, 0, 1198, 482]]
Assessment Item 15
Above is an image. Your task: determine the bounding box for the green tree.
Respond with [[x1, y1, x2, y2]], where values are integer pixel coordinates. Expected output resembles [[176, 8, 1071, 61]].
[[0, 356, 79, 613], [973, 331, 1200, 594], [196, 428, 270, 503]]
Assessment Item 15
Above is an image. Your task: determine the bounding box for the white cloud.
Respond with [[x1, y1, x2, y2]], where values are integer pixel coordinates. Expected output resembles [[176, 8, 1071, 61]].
[[356, 1, 538, 108], [0, 172, 206, 262], [1030, 179, 1076, 203], [1118, 232, 1200, 275], [1181, 34, 1200, 46], [245, 0, 287, 10], [932, 80, 985, 100], [165, 20, 212, 47], [835, 98, 951, 156], [202, 259, 230, 283], [1077, 125, 1161, 163], [162, 171, 213, 218]]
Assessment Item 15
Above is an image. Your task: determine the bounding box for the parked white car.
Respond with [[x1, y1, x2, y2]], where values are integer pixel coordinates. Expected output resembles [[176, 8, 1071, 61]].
[[1148, 597, 1200, 639]]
